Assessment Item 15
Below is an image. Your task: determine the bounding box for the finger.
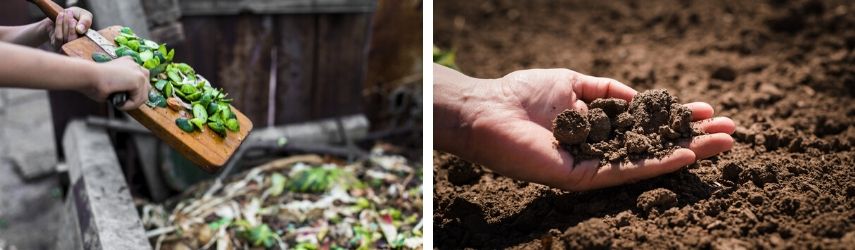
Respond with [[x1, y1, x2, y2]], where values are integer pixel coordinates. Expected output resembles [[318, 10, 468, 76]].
[[66, 10, 78, 41], [71, 7, 93, 34], [684, 102, 714, 121], [574, 99, 588, 114], [54, 11, 64, 45], [693, 117, 736, 134], [124, 67, 150, 110], [139, 66, 150, 77], [561, 148, 696, 191], [120, 73, 149, 111], [126, 83, 150, 110], [679, 133, 734, 160], [62, 10, 70, 43], [573, 74, 637, 103]]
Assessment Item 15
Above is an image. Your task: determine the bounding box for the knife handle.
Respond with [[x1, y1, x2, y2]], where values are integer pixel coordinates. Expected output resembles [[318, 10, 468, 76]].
[[27, 0, 64, 22], [108, 92, 128, 108]]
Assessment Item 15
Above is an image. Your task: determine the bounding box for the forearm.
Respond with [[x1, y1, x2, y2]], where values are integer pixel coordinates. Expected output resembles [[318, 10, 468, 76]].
[[0, 19, 51, 47], [0, 42, 97, 91], [433, 64, 494, 157]]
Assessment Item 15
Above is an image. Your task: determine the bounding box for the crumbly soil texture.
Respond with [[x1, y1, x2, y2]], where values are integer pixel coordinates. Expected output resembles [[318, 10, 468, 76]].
[[435, 0, 855, 249], [553, 89, 697, 165]]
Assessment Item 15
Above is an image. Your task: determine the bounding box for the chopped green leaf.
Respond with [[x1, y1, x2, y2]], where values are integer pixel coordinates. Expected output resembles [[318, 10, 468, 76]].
[[115, 36, 128, 46], [190, 117, 206, 131], [128, 39, 140, 51], [192, 103, 208, 121], [139, 50, 153, 62], [226, 118, 240, 132], [154, 79, 168, 91], [207, 121, 226, 136], [163, 83, 174, 97], [120, 26, 134, 35], [268, 173, 286, 197], [91, 52, 112, 63], [175, 118, 194, 132], [143, 57, 160, 70], [207, 217, 232, 230]]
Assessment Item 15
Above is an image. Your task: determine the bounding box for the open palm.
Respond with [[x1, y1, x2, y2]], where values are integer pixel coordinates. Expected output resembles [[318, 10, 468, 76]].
[[464, 68, 735, 191]]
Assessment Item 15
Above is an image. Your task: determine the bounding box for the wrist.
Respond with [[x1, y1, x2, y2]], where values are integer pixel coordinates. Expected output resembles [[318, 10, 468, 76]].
[[433, 65, 496, 155], [32, 18, 52, 44], [79, 60, 104, 95]]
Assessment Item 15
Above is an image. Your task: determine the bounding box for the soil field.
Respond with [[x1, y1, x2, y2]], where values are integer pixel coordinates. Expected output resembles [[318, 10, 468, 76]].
[[434, 0, 855, 249]]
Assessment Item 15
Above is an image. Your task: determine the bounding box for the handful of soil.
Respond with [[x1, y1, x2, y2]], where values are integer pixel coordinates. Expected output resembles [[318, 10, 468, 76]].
[[553, 89, 699, 164]]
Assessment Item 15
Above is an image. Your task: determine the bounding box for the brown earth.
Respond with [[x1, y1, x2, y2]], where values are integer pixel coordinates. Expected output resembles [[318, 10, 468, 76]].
[[434, 0, 855, 249], [554, 90, 698, 165]]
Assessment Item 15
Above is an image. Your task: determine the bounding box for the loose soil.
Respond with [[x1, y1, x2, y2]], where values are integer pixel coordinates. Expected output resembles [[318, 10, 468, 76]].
[[434, 0, 855, 249], [554, 90, 697, 165]]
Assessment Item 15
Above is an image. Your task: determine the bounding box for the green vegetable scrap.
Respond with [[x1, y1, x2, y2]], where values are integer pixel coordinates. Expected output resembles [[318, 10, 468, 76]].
[[288, 167, 345, 193], [235, 221, 277, 248], [114, 26, 240, 136], [91, 52, 112, 63], [433, 45, 457, 69]]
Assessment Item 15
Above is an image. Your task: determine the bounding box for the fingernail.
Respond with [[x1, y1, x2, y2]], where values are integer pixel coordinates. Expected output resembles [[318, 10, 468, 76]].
[[77, 24, 85, 33]]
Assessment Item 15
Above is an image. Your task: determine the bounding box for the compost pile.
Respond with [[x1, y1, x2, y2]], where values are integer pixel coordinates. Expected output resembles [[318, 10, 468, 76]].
[[141, 147, 423, 249], [553, 89, 696, 165], [435, 0, 855, 249]]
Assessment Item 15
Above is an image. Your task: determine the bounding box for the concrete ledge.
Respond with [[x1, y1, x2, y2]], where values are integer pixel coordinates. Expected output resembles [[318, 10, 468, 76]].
[[59, 120, 150, 250], [248, 114, 369, 144]]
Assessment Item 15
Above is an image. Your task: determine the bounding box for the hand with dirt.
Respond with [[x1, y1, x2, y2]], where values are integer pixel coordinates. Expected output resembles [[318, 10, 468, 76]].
[[434, 64, 736, 191]]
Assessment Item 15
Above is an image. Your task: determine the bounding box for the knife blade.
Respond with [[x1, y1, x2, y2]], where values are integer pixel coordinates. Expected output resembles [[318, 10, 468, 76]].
[[84, 29, 117, 58]]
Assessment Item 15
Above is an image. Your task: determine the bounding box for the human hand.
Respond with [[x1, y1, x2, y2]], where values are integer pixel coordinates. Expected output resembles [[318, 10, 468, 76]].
[[84, 57, 150, 110], [437, 66, 735, 191], [40, 7, 93, 49]]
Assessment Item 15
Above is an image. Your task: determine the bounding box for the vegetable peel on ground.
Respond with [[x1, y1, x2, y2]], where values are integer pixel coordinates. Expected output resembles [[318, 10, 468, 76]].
[[141, 147, 423, 249]]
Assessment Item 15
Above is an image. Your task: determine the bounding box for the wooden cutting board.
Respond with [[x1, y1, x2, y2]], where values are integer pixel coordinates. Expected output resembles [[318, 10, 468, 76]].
[[62, 26, 253, 171]]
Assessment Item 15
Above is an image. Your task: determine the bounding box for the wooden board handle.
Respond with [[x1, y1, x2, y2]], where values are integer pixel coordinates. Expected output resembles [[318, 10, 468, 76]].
[[27, 0, 63, 22]]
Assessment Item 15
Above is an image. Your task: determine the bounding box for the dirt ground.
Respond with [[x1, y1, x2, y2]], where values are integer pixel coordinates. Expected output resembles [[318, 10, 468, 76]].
[[434, 0, 855, 249]]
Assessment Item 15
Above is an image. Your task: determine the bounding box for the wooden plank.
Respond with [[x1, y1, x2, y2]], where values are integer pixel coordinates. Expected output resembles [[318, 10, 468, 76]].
[[61, 26, 253, 170], [85, 0, 151, 38], [141, 0, 184, 44], [274, 15, 316, 124], [179, 0, 376, 15], [312, 13, 371, 120], [170, 14, 369, 125], [171, 16, 274, 125], [222, 16, 273, 125], [141, 0, 181, 27]]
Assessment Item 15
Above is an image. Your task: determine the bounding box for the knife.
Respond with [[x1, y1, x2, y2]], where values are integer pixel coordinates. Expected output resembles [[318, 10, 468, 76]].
[[27, 0, 129, 107]]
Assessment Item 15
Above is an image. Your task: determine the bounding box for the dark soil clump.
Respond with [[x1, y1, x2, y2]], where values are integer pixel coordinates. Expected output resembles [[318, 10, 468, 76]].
[[636, 188, 678, 213], [553, 89, 698, 164], [552, 109, 590, 145]]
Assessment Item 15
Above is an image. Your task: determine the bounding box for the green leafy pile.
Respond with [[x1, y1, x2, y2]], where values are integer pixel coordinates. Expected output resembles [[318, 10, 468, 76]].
[[96, 27, 240, 136]]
